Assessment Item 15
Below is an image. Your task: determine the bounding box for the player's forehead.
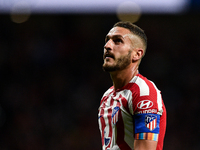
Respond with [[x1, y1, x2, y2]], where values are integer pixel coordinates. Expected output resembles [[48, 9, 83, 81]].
[[106, 27, 133, 39], [107, 27, 131, 36]]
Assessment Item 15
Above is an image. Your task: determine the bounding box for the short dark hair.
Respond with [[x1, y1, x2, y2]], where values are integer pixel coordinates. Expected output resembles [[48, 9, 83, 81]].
[[113, 21, 147, 53]]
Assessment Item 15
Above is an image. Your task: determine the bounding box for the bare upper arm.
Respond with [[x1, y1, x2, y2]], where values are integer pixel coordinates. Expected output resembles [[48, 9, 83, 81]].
[[134, 139, 157, 150]]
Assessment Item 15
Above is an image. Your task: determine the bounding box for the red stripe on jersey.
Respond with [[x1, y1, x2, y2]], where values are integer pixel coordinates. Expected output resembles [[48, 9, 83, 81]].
[[125, 83, 140, 113], [157, 102, 166, 150], [120, 93, 130, 114], [99, 108, 105, 146], [107, 108, 113, 148]]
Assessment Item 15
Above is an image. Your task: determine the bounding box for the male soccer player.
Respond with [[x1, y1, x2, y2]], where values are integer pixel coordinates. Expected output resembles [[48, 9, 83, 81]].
[[98, 21, 166, 150]]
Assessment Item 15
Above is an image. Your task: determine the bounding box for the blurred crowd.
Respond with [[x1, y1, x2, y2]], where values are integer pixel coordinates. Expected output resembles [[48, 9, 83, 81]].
[[0, 14, 199, 150]]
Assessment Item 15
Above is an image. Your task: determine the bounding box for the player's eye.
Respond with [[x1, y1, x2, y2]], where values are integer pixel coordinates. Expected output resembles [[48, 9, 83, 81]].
[[114, 38, 123, 44], [105, 37, 110, 43]]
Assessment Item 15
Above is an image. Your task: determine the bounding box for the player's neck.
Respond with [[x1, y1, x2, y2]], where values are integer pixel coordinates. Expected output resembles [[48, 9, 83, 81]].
[[110, 65, 138, 91]]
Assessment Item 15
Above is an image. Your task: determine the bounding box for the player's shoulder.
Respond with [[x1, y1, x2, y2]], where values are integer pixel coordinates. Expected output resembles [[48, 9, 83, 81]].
[[129, 74, 160, 96], [100, 86, 114, 105], [131, 74, 164, 115], [138, 74, 159, 88], [103, 86, 114, 96]]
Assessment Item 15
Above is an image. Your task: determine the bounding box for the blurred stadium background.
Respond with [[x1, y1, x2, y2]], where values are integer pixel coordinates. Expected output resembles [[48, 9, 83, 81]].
[[0, 0, 199, 149]]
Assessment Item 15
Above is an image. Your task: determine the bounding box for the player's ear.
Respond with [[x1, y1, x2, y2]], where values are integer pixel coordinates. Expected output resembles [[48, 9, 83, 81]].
[[132, 48, 144, 62]]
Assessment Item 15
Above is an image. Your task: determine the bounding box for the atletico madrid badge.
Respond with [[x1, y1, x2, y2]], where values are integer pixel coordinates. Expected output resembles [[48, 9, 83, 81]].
[[112, 106, 120, 125], [145, 114, 157, 131]]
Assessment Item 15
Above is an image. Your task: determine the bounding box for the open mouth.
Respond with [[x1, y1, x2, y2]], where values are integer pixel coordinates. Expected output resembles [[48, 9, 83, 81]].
[[104, 53, 114, 59]]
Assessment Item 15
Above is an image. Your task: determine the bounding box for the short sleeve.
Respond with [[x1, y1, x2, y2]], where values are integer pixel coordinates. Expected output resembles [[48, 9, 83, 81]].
[[131, 75, 163, 141]]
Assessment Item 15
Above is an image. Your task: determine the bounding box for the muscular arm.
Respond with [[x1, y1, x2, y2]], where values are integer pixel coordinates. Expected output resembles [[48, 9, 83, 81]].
[[134, 140, 157, 150]]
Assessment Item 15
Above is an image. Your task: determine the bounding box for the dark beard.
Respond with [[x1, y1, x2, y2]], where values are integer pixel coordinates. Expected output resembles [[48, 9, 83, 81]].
[[102, 51, 132, 72]]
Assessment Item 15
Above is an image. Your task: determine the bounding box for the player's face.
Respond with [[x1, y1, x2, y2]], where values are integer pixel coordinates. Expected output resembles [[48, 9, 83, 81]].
[[103, 27, 134, 72]]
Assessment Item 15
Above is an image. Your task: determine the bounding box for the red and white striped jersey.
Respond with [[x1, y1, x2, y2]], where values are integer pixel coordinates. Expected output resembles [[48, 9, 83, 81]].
[[98, 73, 166, 150]]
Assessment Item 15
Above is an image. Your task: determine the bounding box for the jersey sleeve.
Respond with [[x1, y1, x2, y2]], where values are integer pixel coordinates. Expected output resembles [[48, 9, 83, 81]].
[[131, 76, 164, 141]]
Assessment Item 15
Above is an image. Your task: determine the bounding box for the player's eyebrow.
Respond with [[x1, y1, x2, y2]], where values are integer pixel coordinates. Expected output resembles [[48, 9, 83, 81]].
[[105, 34, 124, 42]]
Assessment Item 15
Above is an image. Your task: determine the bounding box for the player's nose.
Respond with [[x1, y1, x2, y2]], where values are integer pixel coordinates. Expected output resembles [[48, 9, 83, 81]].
[[104, 39, 113, 51]]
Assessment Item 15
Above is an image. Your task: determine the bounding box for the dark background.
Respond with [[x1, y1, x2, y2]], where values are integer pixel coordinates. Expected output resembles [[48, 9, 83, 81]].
[[0, 9, 200, 150]]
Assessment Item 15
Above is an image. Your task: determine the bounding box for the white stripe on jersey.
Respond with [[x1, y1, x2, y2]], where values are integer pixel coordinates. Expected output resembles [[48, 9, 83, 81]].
[[134, 77, 150, 96], [111, 100, 120, 148], [103, 104, 109, 149], [150, 81, 163, 115]]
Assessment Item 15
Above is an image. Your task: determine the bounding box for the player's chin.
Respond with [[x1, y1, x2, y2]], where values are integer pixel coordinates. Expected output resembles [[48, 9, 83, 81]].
[[103, 61, 113, 67], [102, 63, 117, 72]]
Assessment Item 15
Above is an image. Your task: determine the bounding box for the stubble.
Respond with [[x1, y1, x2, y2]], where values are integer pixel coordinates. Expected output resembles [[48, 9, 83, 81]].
[[102, 50, 132, 72]]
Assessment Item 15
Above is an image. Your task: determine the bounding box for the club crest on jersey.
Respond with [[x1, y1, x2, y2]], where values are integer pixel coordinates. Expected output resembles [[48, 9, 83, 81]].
[[145, 114, 157, 131], [104, 137, 110, 147], [111, 106, 120, 125], [104, 129, 111, 147]]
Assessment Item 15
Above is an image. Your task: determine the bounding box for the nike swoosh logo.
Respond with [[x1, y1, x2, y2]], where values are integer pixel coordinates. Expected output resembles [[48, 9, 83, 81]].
[[98, 115, 103, 119]]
